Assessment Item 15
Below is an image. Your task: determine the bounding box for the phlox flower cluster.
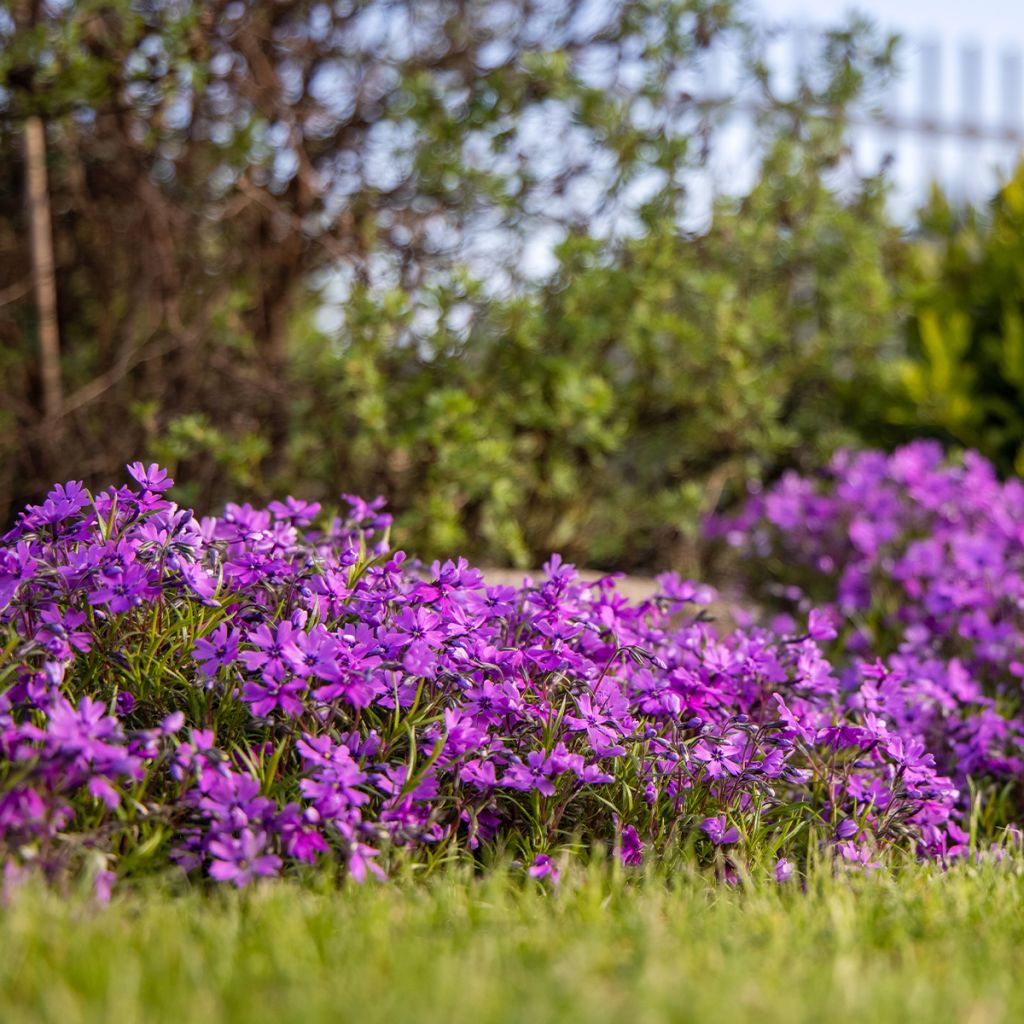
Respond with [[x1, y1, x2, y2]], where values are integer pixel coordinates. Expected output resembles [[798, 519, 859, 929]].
[[720, 441, 1024, 800], [0, 463, 964, 892]]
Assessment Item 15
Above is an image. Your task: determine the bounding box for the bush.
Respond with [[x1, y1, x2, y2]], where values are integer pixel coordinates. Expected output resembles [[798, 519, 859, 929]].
[[0, 465, 966, 894], [285, 154, 904, 572], [877, 163, 1024, 473]]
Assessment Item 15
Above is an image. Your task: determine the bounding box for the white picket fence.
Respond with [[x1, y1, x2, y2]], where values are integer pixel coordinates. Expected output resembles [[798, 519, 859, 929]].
[[695, 23, 1024, 214]]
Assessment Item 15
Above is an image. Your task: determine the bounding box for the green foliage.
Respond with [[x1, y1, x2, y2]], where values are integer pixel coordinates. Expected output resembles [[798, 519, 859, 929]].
[[880, 164, 1024, 474], [1, 2, 909, 574], [0, 0, 747, 515], [286, 115, 905, 571]]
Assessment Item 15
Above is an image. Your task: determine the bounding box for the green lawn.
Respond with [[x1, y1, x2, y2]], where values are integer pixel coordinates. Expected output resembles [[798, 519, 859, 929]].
[[3, 861, 1022, 1024]]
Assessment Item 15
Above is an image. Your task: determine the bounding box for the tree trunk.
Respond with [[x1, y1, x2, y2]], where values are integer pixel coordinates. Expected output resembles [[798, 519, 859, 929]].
[[24, 114, 63, 426]]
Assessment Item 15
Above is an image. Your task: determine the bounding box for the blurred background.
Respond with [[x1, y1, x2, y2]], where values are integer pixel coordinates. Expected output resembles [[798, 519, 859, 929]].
[[2, 0, 1023, 574]]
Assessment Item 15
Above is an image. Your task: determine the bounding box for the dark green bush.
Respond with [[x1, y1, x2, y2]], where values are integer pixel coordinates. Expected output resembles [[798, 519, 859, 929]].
[[283, 142, 905, 572]]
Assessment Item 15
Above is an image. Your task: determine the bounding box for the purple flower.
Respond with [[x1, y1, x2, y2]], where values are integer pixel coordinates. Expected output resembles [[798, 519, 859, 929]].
[[807, 609, 838, 642], [528, 853, 560, 884], [126, 462, 174, 493], [701, 816, 740, 846], [774, 857, 794, 882], [620, 825, 644, 866], [691, 738, 744, 779], [268, 496, 321, 526], [208, 829, 282, 886], [242, 668, 307, 718], [193, 624, 241, 678], [88, 562, 151, 614], [502, 751, 559, 797]]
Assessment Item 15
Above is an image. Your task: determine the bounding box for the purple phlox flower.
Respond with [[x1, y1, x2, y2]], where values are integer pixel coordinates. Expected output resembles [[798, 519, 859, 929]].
[[298, 736, 370, 815], [242, 666, 307, 719], [836, 840, 882, 871], [26, 479, 91, 527], [463, 584, 518, 619], [178, 559, 220, 602], [87, 776, 122, 809], [701, 815, 740, 846], [126, 462, 174, 493], [306, 568, 354, 618], [463, 680, 519, 723], [793, 644, 837, 694], [347, 838, 386, 883], [35, 605, 93, 658], [282, 625, 340, 680], [160, 711, 185, 735], [381, 606, 446, 652], [411, 557, 485, 605], [502, 750, 559, 797], [34, 696, 131, 767], [195, 769, 276, 832], [771, 693, 817, 744], [442, 708, 489, 758], [542, 553, 576, 586], [93, 869, 116, 904], [835, 818, 859, 840], [691, 737, 745, 779], [239, 621, 299, 675], [268, 496, 321, 526], [774, 857, 794, 882], [619, 824, 644, 866], [193, 624, 241, 678], [402, 638, 439, 678], [884, 734, 937, 783], [0, 542, 36, 611], [564, 692, 626, 756], [458, 758, 498, 790], [807, 608, 838, 642], [88, 560, 152, 614], [208, 828, 281, 886], [528, 853, 560, 884], [654, 573, 717, 612], [277, 803, 330, 864]]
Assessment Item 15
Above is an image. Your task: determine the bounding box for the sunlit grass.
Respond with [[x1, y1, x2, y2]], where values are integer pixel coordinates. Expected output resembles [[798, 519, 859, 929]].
[[3, 859, 1023, 1024]]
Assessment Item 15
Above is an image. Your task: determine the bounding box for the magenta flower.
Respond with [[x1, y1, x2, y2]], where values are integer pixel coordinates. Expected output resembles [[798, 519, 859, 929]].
[[126, 462, 174, 493], [691, 738, 744, 779], [701, 816, 740, 846], [502, 751, 559, 797], [208, 829, 282, 886], [88, 562, 151, 614], [528, 853, 560, 884], [242, 669, 307, 718], [192, 624, 241, 678], [620, 825, 644, 866], [807, 608, 838, 642]]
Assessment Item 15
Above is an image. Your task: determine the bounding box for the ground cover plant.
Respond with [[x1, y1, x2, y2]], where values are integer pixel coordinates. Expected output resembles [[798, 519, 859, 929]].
[[0, 462, 977, 896], [721, 440, 1024, 822]]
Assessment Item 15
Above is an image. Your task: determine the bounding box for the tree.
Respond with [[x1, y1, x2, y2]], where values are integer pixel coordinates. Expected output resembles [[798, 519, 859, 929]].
[[0, 0, 742, 516]]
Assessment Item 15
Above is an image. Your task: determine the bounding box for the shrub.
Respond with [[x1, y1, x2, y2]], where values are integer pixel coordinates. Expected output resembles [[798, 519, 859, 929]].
[[877, 163, 1024, 473], [287, 159, 904, 572]]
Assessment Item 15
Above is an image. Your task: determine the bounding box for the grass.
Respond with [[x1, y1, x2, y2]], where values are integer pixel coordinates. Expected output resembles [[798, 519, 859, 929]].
[[3, 859, 1024, 1024]]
